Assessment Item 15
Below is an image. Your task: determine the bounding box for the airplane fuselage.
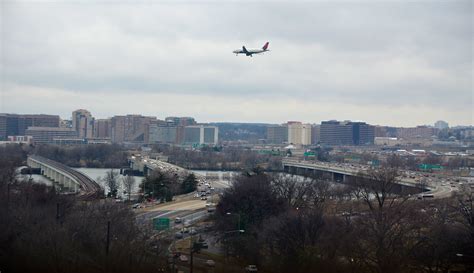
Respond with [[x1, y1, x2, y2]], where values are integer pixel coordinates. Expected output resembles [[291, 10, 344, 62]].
[[233, 42, 270, 57], [233, 49, 267, 55]]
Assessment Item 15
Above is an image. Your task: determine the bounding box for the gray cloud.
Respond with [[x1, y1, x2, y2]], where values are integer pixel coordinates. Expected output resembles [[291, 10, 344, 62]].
[[1, 0, 472, 126]]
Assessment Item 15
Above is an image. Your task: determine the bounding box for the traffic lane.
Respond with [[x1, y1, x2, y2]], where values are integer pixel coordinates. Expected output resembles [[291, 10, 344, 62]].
[[140, 199, 207, 214]]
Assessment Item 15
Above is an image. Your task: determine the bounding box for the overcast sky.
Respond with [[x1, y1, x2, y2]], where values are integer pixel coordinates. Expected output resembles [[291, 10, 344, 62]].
[[1, 0, 472, 126]]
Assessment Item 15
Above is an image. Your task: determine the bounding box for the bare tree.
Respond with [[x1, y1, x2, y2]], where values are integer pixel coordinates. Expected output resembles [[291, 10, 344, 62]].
[[122, 175, 135, 202], [347, 167, 416, 273], [104, 169, 119, 198]]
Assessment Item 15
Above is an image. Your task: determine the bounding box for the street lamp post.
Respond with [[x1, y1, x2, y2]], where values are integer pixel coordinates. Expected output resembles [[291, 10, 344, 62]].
[[226, 212, 241, 230]]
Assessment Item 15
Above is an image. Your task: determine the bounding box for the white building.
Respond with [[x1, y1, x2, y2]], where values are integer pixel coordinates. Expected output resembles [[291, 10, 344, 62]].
[[287, 121, 312, 145]]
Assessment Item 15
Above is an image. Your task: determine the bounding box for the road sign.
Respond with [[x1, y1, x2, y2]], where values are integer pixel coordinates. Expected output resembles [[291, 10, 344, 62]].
[[153, 217, 170, 230]]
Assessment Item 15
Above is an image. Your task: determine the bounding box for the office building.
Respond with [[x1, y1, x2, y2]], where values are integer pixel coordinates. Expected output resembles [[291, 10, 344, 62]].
[[0, 114, 18, 140], [149, 124, 178, 144], [311, 125, 321, 144], [396, 126, 439, 139], [320, 121, 374, 146], [26, 127, 77, 144], [287, 121, 312, 145], [72, 109, 94, 139], [266, 125, 288, 144], [93, 119, 111, 138], [0, 113, 60, 140], [110, 115, 157, 143], [184, 125, 218, 145]]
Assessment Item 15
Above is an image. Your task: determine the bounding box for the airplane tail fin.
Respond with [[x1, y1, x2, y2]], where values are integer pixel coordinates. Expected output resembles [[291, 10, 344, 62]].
[[262, 42, 269, 50], [242, 46, 248, 53]]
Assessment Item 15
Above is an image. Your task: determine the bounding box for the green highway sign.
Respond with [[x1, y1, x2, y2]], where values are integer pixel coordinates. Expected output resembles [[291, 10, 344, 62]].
[[153, 217, 170, 230]]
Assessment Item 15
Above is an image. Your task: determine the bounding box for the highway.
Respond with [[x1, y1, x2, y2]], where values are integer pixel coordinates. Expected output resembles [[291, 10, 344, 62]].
[[282, 158, 466, 198]]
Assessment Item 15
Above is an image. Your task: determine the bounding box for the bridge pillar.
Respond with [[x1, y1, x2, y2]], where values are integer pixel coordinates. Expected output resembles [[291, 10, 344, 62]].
[[72, 180, 78, 193], [45, 167, 50, 180]]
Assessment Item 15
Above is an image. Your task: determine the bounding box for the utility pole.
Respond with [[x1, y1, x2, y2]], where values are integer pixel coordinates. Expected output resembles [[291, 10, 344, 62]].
[[56, 203, 60, 222], [6, 183, 10, 211], [190, 246, 194, 273], [106, 221, 111, 256]]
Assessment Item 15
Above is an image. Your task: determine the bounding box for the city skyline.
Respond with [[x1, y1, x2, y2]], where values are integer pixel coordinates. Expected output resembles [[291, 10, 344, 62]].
[[0, 109, 470, 128], [1, 1, 472, 127]]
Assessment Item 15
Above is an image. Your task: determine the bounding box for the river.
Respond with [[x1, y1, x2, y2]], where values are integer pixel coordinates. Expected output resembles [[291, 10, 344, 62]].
[[18, 165, 237, 198]]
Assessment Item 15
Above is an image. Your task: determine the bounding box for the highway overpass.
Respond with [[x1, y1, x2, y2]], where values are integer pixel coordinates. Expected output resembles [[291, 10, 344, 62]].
[[27, 155, 103, 199], [281, 159, 446, 195]]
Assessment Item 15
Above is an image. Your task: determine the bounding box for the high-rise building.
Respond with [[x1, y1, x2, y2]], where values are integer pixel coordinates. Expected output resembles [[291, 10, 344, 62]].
[[434, 120, 449, 130], [0, 113, 60, 140], [301, 124, 312, 145], [266, 125, 288, 144], [287, 121, 312, 145], [311, 125, 321, 144], [149, 124, 178, 144], [0, 114, 19, 140], [110, 115, 157, 143], [72, 109, 94, 139], [183, 125, 218, 145], [352, 122, 375, 145], [320, 120, 374, 146], [93, 119, 111, 138], [26, 127, 77, 144]]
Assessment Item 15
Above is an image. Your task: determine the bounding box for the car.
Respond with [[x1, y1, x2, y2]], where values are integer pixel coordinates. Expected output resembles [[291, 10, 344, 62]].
[[175, 232, 183, 239], [201, 196, 208, 200], [132, 203, 141, 209], [190, 228, 197, 235], [182, 227, 189, 233], [205, 260, 215, 267], [175, 217, 182, 224], [245, 265, 258, 272], [201, 242, 208, 249]]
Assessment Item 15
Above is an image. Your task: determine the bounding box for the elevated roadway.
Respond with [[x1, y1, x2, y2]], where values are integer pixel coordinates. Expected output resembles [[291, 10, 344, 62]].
[[27, 155, 103, 200], [282, 158, 454, 198]]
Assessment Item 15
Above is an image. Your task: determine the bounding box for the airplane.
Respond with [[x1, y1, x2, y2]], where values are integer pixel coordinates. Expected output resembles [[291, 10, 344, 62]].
[[233, 42, 270, 57]]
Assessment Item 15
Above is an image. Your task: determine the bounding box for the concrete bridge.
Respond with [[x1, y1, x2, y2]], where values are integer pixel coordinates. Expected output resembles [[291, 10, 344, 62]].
[[282, 158, 437, 193], [129, 156, 187, 177], [27, 155, 103, 199], [128, 155, 206, 183]]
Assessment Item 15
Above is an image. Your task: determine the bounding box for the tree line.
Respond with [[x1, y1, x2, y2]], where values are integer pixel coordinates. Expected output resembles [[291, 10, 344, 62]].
[[153, 145, 283, 171], [34, 144, 129, 168], [214, 167, 474, 273], [0, 147, 168, 273]]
